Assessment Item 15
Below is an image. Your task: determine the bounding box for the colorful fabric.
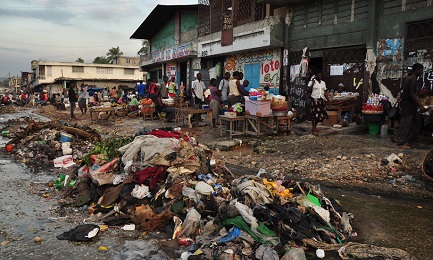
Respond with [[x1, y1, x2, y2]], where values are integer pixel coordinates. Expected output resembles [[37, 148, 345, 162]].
[[311, 99, 328, 122], [221, 216, 278, 245], [134, 166, 168, 189], [146, 129, 189, 141]]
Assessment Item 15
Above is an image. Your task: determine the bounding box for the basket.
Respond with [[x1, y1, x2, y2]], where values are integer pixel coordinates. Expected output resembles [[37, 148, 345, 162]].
[[422, 148, 433, 182]]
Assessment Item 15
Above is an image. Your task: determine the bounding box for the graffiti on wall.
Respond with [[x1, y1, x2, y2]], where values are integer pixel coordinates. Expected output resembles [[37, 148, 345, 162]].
[[224, 49, 280, 90], [377, 38, 403, 62]]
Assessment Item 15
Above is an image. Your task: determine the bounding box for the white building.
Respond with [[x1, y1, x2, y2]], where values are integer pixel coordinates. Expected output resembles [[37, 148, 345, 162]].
[[31, 60, 143, 94]]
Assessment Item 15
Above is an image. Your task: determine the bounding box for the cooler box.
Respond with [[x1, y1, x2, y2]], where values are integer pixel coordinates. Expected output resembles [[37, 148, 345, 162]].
[[245, 98, 271, 116]]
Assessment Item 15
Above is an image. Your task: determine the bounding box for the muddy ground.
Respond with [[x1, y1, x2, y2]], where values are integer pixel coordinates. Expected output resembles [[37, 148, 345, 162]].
[[0, 106, 432, 259]]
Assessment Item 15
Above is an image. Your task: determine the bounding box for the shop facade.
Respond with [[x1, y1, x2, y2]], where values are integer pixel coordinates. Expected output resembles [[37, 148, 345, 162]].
[[196, 0, 285, 93], [274, 0, 433, 116], [131, 5, 199, 91]]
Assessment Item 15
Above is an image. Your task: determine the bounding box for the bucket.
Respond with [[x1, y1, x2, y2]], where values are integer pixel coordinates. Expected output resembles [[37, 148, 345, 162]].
[[60, 133, 73, 143], [368, 122, 381, 135], [381, 124, 388, 136]]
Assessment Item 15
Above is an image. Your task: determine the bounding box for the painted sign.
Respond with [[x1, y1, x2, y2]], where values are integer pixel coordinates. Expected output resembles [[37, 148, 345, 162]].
[[224, 49, 280, 93], [152, 43, 193, 63]]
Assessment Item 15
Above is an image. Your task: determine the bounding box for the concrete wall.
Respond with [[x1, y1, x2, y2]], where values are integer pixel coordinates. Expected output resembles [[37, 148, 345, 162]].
[[180, 10, 198, 44], [198, 16, 284, 58], [150, 18, 176, 51], [290, 0, 369, 51], [374, 1, 433, 103]]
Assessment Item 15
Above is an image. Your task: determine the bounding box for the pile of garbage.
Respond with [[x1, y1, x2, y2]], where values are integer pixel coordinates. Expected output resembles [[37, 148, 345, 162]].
[[50, 127, 413, 259], [4, 120, 100, 171]]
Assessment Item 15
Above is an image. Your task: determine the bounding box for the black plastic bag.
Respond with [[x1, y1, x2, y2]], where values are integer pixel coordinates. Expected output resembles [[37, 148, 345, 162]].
[[56, 224, 100, 241], [388, 103, 400, 121]]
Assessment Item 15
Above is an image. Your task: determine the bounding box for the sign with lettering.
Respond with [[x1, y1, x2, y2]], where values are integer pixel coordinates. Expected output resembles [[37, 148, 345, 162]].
[[289, 77, 307, 116], [151, 43, 193, 63], [224, 48, 280, 93]]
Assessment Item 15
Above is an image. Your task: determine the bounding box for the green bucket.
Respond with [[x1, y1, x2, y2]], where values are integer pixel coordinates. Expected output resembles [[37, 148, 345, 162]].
[[368, 122, 381, 135]]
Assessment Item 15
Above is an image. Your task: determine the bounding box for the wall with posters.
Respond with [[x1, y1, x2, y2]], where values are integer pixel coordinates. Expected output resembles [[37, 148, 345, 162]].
[[224, 48, 281, 93]]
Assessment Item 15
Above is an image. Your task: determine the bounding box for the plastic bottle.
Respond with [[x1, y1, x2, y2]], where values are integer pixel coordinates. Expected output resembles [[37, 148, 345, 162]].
[[381, 124, 388, 136], [179, 82, 185, 97], [2, 131, 9, 137]]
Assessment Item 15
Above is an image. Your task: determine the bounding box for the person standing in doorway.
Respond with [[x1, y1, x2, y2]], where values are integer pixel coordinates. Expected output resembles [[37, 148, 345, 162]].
[[307, 72, 329, 136], [218, 72, 230, 106], [397, 63, 428, 149], [192, 73, 205, 108], [68, 84, 78, 119], [167, 76, 178, 98]]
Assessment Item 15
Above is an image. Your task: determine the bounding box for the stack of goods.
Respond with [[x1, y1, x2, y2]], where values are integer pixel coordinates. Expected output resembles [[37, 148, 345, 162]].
[[248, 90, 262, 101], [362, 94, 385, 114], [270, 96, 288, 116]]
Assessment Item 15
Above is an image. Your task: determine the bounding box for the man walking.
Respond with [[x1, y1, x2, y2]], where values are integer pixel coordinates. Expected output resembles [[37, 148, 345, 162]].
[[398, 63, 428, 149], [68, 83, 78, 119]]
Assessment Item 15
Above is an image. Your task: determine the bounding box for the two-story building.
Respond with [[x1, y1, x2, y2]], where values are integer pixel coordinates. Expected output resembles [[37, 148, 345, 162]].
[[273, 0, 433, 114], [196, 0, 285, 94], [131, 5, 199, 90], [30, 60, 143, 95]]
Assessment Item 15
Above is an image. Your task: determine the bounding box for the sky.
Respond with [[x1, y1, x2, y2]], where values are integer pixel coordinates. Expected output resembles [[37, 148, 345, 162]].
[[0, 0, 197, 78]]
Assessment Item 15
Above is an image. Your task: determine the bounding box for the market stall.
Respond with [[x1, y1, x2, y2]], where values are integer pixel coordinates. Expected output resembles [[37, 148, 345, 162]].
[[326, 92, 358, 125], [361, 94, 386, 135]]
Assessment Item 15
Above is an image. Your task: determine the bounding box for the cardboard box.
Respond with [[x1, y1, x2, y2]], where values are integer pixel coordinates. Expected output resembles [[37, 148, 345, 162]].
[[245, 98, 271, 116], [323, 111, 338, 126]]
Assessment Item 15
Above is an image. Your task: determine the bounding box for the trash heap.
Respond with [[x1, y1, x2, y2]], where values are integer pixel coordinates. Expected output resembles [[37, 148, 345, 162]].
[[52, 126, 414, 260], [4, 120, 100, 171]]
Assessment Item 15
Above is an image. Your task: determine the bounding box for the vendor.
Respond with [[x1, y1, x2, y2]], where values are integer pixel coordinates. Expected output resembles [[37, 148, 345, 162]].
[[307, 71, 330, 135], [128, 96, 140, 112], [227, 71, 248, 107], [151, 88, 175, 122], [208, 78, 222, 127]]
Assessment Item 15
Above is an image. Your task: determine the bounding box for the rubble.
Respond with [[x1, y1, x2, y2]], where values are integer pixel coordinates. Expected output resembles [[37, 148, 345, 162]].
[[0, 117, 422, 258], [4, 119, 100, 172]]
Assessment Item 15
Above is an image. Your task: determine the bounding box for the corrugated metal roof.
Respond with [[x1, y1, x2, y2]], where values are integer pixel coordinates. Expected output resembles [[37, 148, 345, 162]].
[[130, 4, 199, 40]]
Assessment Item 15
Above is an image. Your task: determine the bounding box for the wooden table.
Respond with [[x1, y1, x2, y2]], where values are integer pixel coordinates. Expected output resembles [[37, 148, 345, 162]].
[[245, 114, 275, 136], [89, 106, 115, 125], [274, 115, 291, 135], [326, 102, 356, 124], [219, 115, 245, 139], [178, 107, 211, 128]]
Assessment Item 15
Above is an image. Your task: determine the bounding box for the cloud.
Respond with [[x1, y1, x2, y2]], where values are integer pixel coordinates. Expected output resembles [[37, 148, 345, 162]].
[[0, 7, 76, 24], [0, 47, 30, 53]]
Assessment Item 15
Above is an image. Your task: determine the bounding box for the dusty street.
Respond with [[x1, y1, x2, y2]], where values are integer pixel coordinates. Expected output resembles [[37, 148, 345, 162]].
[[1, 107, 433, 259]]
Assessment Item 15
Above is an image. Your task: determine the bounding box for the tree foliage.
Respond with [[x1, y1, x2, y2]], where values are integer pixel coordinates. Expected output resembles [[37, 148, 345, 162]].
[[93, 56, 110, 64], [76, 58, 84, 63], [106, 46, 123, 63], [137, 40, 150, 56]]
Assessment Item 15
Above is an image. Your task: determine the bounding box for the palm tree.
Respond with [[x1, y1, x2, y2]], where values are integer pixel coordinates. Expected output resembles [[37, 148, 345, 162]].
[[137, 40, 150, 56], [106, 46, 123, 64], [76, 58, 84, 63]]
